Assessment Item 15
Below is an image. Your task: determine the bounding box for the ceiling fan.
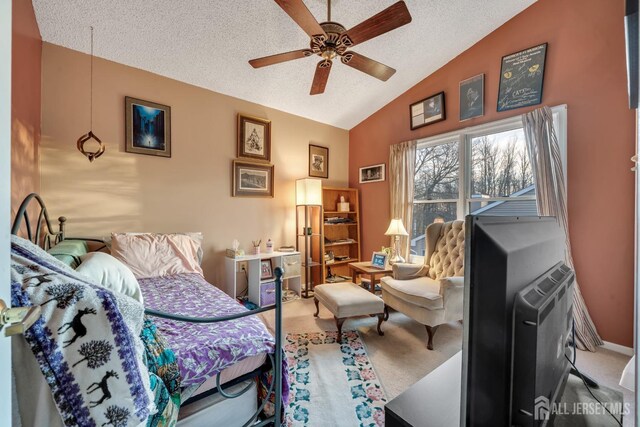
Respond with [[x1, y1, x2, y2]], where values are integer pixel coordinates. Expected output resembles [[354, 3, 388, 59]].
[[249, 0, 412, 95]]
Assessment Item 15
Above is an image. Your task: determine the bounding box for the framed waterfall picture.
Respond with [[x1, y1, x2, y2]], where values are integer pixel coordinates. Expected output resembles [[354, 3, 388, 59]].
[[237, 114, 271, 163], [125, 97, 171, 158]]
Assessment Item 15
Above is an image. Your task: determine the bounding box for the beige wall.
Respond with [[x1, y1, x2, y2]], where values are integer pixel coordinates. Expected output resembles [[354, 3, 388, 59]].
[[40, 42, 349, 285]]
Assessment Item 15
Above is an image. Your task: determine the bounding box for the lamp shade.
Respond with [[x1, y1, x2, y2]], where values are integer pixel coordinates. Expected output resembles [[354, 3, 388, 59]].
[[384, 218, 409, 236], [296, 178, 322, 205]]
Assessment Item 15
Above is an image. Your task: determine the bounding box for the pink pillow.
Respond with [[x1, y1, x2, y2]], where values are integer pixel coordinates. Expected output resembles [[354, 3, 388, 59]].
[[110, 233, 203, 279]]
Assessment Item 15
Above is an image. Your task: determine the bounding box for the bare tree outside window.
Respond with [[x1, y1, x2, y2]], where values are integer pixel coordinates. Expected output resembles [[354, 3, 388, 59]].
[[412, 127, 536, 256], [412, 141, 459, 254], [470, 129, 533, 199]]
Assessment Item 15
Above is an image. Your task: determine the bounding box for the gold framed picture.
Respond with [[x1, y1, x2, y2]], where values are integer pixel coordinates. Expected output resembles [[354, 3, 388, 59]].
[[232, 160, 274, 198], [308, 144, 329, 179], [237, 114, 271, 163]]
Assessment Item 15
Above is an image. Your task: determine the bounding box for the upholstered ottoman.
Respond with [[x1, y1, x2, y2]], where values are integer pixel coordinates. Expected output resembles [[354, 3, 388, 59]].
[[313, 282, 385, 343]]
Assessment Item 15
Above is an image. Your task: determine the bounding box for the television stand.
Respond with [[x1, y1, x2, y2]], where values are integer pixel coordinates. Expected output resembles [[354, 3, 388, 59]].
[[385, 351, 621, 427]]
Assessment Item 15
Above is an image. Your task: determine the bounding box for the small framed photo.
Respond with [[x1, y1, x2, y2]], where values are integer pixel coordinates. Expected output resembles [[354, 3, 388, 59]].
[[232, 160, 274, 198], [238, 114, 271, 163], [260, 259, 274, 280], [359, 163, 385, 184], [309, 144, 329, 179], [371, 252, 388, 269], [410, 91, 445, 130], [497, 43, 547, 112], [125, 97, 171, 157], [459, 74, 484, 121]]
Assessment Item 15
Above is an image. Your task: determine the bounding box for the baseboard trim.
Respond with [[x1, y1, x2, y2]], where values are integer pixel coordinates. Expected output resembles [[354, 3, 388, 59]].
[[601, 341, 635, 357]]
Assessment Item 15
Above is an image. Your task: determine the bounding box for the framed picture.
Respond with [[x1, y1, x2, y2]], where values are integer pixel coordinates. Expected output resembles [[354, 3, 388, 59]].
[[410, 91, 445, 130], [260, 259, 274, 280], [359, 163, 385, 184], [237, 114, 271, 163], [497, 43, 547, 112], [125, 97, 171, 158], [459, 74, 484, 121], [232, 160, 274, 198], [308, 144, 329, 179], [371, 252, 388, 269]]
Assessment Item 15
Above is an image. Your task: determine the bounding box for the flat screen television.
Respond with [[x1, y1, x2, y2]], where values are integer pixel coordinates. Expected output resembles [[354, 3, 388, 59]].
[[461, 216, 575, 426]]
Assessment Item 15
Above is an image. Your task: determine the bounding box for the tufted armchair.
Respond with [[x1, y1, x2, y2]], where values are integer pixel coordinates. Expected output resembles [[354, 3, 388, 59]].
[[380, 220, 465, 350]]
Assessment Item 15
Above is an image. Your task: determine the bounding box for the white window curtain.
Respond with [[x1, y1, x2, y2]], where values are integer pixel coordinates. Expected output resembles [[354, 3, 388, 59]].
[[389, 140, 417, 260], [522, 106, 603, 351]]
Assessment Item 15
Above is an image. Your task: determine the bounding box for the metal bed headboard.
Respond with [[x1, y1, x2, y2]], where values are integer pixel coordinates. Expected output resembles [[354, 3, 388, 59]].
[[11, 193, 66, 249], [11, 193, 283, 427]]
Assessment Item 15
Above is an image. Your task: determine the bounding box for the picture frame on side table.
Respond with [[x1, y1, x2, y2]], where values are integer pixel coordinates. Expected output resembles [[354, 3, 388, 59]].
[[232, 160, 274, 198], [497, 43, 547, 112], [359, 163, 385, 183], [459, 74, 484, 121], [237, 114, 271, 163], [309, 144, 329, 179], [125, 97, 172, 158], [371, 252, 388, 269], [260, 259, 274, 280], [410, 91, 445, 130]]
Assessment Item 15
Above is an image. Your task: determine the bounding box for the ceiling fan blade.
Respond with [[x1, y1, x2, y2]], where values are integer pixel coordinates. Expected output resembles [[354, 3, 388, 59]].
[[340, 1, 412, 48], [274, 0, 327, 39], [249, 49, 313, 68], [341, 51, 396, 81], [310, 60, 332, 95]]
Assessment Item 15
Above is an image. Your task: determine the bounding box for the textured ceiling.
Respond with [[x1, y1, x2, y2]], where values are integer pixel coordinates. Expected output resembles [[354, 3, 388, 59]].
[[33, 0, 536, 129]]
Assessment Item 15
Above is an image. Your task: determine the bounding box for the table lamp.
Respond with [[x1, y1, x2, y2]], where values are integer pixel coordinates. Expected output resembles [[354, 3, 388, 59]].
[[385, 218, 409, 265]]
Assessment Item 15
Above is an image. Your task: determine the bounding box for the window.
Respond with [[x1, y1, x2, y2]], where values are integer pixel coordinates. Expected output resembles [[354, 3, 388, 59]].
[[468, 128, 535, 216], [410, 106, 566, 256]]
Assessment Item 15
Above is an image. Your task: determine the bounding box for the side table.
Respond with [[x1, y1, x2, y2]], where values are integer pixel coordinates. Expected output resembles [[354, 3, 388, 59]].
[[348, 261, 392, 293]]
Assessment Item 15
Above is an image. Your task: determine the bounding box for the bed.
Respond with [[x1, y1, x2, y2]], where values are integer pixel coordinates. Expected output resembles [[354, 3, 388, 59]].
[[9, 193, 285, 427]]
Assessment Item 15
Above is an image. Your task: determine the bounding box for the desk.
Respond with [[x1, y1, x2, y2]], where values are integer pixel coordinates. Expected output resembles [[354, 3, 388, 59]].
[[348, 261, 392, 293], [385, 351, 624, 427]]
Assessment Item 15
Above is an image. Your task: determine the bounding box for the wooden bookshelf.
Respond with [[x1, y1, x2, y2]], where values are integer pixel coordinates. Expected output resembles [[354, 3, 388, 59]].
[[321, 187, 361, 283]]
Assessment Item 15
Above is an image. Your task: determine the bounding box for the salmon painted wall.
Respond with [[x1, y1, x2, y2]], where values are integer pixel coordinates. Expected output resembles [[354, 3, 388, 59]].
[[11, 0, 41, 216], [349, 0, 635, 347]]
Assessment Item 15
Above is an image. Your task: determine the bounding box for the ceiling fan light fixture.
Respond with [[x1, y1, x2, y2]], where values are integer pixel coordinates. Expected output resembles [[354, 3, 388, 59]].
[[251, 0, 412, 95], [321, 47, 337, 60]]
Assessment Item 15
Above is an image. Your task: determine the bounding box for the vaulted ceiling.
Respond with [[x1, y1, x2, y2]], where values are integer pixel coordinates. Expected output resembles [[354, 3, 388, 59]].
[[33, 0, 536, 129]]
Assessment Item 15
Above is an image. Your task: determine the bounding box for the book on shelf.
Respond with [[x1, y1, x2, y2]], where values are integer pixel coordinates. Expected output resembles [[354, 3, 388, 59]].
[[324, 217, 356, 225]]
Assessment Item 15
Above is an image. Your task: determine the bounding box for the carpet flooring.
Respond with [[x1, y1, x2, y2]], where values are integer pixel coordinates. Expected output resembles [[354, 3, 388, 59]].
[[262, 297, 635, 425]]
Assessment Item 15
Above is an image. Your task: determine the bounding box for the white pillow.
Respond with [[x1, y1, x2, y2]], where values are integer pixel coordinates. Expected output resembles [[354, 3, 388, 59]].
[[76, 252, 144, 303]]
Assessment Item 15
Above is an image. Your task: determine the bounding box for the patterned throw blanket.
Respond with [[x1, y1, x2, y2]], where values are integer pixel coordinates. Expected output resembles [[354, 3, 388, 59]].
[[140, 317, 181, 426], [10, 236, 156, 426]]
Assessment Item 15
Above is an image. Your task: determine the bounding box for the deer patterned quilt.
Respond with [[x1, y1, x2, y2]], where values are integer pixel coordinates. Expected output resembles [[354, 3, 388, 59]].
[[10, 235, 156, 427]]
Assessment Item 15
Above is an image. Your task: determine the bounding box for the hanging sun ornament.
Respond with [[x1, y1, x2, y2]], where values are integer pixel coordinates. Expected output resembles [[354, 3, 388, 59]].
[[77, 26, 105, 162]]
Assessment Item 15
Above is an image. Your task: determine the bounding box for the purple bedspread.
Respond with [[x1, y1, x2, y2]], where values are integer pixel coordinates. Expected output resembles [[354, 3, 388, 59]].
[[138, 273, 275, 387]]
